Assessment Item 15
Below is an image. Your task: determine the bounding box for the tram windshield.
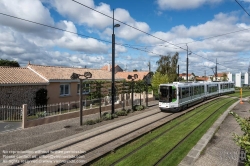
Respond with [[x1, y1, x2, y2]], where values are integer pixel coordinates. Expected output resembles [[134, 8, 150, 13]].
[[159, 86, 172, 103]]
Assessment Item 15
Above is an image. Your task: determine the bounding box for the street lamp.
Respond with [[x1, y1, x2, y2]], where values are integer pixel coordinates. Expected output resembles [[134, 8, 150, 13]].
[[70, 72, 92, 126], [127, 74, 138, 110], [186, 44, 192, 82], [111, 9, 120, 114]]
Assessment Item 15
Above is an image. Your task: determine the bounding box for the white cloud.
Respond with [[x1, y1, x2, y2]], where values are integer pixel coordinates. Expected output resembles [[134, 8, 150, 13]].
[[55, 21, 109, 54], [156, 0, 223, 10], [0, 0, 56, 38], [49, 0, 150, 40]]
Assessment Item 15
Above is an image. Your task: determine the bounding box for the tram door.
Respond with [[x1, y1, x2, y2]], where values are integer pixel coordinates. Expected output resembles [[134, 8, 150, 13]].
[[159, 86, 172, 103]]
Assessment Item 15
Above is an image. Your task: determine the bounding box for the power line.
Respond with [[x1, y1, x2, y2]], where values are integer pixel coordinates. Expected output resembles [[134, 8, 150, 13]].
[[71, 0, 224, 66], [71, 0, 186, 52], [174, 28, 250, 45], [71, 0, 250, 71], [0, 12, 166, 57], [235, 0, 250, 16], [0, 11, 237, 71]]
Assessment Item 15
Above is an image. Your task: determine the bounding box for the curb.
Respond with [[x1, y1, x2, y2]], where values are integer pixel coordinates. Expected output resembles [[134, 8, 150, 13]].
[[178, 99, 240, 166]]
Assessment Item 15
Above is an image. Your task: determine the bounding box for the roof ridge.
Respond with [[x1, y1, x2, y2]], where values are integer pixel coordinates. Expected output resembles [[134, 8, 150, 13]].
[[28, 63, 104, 70], [0, 66, 27, 69]]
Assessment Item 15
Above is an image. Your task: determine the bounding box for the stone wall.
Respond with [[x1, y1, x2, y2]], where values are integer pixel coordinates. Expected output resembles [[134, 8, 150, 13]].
[[0, 85, 47, 106]]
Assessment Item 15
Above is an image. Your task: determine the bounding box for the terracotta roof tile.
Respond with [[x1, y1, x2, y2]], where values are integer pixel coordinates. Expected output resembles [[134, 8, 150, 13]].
[[0, 67, 48, 85], [214, 73, 226, 77], [28, 64, 124, 81], [101, 64, 121, 71], [116, 71, 149, 81]]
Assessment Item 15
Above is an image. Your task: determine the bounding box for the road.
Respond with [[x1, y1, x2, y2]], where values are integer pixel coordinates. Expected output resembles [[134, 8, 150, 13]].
[[0, 121, 21, 133]]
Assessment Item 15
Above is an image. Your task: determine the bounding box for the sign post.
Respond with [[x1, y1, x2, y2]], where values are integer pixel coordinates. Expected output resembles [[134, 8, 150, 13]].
[[240, 88, 243, 104]]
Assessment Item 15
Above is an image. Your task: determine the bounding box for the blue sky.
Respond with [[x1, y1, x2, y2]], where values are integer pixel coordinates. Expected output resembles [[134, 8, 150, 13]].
[[0, 0, 250, 76]]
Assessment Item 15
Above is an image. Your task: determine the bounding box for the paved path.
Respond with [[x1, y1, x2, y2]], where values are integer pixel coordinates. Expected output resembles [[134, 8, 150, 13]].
[[0, 101, 158, 165], [179, 97, 250, 166]]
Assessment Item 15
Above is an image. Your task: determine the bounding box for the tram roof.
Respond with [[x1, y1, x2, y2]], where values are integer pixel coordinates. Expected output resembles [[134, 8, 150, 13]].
[[159, 81, 234, 87]]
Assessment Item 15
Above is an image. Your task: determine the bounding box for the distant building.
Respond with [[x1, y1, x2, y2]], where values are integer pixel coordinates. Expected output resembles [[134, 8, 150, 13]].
[[228, 72, 249, 87], [179, 73, 195, 81], [101, 64, 123, 73]]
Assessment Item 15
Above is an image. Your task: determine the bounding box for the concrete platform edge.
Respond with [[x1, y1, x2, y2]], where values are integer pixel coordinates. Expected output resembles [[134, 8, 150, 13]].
[[178, 99, 240, 166]]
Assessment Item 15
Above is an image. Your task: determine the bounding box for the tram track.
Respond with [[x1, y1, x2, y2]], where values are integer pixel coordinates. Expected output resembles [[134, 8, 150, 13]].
[[105, 97, 230, 166], [153, 98, 236, 166], [83, 97, 226, 166]]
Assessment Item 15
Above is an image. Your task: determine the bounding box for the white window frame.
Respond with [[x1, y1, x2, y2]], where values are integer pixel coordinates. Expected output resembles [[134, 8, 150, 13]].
[[77, 83, 90, 94], [60, 84, 70, 96]]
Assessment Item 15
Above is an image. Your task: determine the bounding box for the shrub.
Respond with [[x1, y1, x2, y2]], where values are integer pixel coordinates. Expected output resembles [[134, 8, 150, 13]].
[[95, 118, 102, 123], [142, 105, 147, 109], [85, 119, 96, 125], [137, 105, 144, 111], [112, 113, 118, 118], [116, 110, 127, 116], [133, 105, 144, 111], [102, 113, 112, 120], [36, 111, 46, 118], [230, 111, 250, 165]]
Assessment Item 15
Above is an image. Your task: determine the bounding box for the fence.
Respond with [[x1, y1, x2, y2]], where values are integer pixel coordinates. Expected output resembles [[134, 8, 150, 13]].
[[0, 93, 153, 125], [0, 105, 22, 121], [27, 96, 121, 120]]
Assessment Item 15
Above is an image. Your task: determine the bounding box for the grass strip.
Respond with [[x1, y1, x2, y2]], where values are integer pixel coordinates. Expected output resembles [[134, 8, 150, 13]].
[[91, 98, 229, 166], [158, 99, 237, 166], [228, 90, 250, 98], [115, 98, 232, 166]]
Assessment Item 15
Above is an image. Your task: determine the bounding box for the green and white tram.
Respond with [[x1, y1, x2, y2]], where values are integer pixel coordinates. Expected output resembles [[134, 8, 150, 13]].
[[158, 81, 235, 112]]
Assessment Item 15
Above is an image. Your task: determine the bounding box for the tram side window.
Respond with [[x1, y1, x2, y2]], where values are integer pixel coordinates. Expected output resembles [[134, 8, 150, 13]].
[[194, 86, 198, 95], [182, 87, 189, 98], [179, 88, 182, 99], [201, 86, 204, 93], [185, 87, 190, 97], [182, 88, 186, 98], [190, 87, 193, 96]]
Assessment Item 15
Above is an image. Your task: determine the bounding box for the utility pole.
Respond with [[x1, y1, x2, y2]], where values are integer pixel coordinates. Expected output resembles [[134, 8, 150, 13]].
[[177, 65, 179, 82], [204, 70, 206, 82], [148, 61, 151, 72], [186, 44, 188, 82], [111, 9, 120, 115], [215, 58, 218, 81]]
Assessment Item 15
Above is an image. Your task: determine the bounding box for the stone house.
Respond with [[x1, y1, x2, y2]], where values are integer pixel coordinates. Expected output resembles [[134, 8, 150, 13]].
[[27, 64, 124, 104], [0, 66, 48, 106], [0, 63, 125, 106]]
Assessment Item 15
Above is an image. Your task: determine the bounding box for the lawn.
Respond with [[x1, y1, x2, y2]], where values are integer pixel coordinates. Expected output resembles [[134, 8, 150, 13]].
[[92, 97, 236, 166]]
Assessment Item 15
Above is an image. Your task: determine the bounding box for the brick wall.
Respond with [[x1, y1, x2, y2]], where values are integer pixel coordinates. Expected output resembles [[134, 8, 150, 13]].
[[0, 85, 47, 106]]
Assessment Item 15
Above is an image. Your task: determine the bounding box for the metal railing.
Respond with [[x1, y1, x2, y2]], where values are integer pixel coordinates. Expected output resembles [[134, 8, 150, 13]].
[[0, 105, 22, 121], [27, 96, 121, 120]]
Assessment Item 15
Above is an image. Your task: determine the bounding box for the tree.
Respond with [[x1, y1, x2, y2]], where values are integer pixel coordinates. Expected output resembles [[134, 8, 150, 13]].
[[230, 111, 250, 165], [151, 72, 169, 96], [156, 52, 179, 83], [222, 73, 228, 81], [0, 59, 20, 67], [34, 88, 49, 106]]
